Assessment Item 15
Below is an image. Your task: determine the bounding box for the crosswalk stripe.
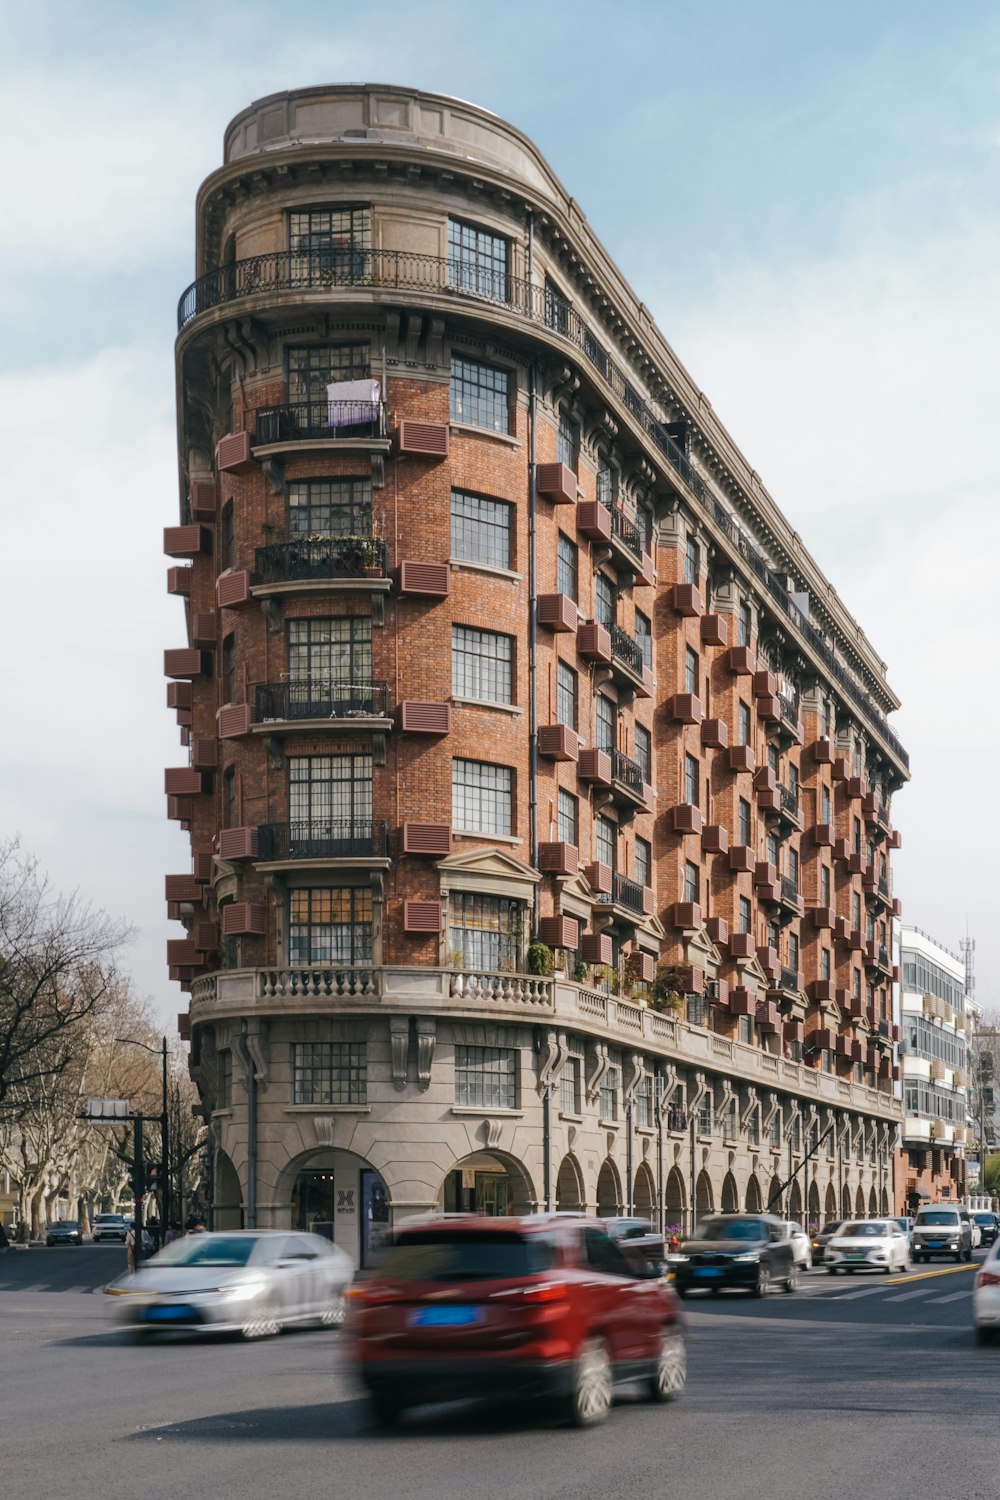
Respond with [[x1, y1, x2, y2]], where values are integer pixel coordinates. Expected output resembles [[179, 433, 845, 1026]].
[[885, 1288, 931, 1302], [828, 1286, 888, 1301], [19, 1283, 46, 1293], [929, 1289, 969, 1304], [62, 1285, 87, 1294]]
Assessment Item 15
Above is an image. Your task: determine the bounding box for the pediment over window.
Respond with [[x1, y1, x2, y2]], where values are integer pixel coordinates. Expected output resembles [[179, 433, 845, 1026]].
[[685, 929, 723, 973], [437, 846, 540, 904]]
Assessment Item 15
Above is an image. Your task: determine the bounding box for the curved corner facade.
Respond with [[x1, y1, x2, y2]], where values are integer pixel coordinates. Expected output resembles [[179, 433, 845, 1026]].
[[166, 84, 910, 1261]]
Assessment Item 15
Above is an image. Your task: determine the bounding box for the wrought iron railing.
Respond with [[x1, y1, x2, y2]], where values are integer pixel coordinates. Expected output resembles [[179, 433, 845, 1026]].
[[251, 536, 387, 586], [256, 820, 389, 861], [178, 245, 908, 770], [610, 624, 645, 679], [779, 965, 800, 992], [254, 680, 391, 723], [254, 399, 386, 444], [780, 876, 800, 904], [611, 748, 645, 799], [778, 784, 799, 817], [612, 870, 646, 914], [610, 505, 641, 558]]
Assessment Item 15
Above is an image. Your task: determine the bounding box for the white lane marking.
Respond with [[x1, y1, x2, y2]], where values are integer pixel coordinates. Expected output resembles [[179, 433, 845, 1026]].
[[827, 1286, 888, 1301], [62, 1285, 88, 1294], [929, 1289, 970, 1304], [19, 1283, 47, 1292], [885, 1288, 932, 1302]]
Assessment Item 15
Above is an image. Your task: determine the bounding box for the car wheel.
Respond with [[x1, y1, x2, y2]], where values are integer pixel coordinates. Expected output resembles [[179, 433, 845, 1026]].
[[317, 1295, 345, 1328], [675, 1285, 688, 1300], [647, 1328, 686, 1402], [241, 1296, 282, 1340], [955, 1251, 963, 1263], [965, 1247, 974, 1263], [785, 1267, 798, 1294], [752, 1266, 770, 1298], [568, 1338, 613, 1428], [369, 1388, 406, 1427], [827, 1267, 837, 1276], [976, 1327, 993, 1347]]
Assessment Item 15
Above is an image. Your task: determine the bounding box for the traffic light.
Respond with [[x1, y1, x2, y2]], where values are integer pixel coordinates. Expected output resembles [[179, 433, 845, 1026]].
[[980, 1054, 994, 1080], [146, 1163, 162, 1190]]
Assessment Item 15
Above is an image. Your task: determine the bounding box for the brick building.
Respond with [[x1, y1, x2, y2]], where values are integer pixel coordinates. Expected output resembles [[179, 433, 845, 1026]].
[[167, 85, 908, 1261]]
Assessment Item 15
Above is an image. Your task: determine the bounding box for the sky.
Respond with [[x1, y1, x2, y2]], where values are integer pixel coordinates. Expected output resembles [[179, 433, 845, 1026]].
[[3, 0, 997, 1027]]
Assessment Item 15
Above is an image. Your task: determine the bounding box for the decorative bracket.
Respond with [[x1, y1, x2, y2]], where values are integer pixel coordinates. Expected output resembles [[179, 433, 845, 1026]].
[[585, 1041, 610, 1105], [686, 1070, 707, 1118], [260, 455, 285, 497], [761, 1091, 780, 1139], [389, 1016, 409, 1092], [415, 1017, 436, 1091], [740, 1086, 759, 1132], [783, 1099, 800, 1143], [260, 596, 282, 635], [622, 1050, 643, 1109]]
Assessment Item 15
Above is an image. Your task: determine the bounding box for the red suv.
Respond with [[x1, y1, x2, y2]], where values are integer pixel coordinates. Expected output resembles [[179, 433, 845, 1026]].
[[348, 1214, 685, 1428]]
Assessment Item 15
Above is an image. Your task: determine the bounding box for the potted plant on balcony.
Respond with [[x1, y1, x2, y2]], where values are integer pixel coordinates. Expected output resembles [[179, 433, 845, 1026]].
[[572, 958, 590, 985], [526, 941, 553, 977], [650, 961, 687, 1016]]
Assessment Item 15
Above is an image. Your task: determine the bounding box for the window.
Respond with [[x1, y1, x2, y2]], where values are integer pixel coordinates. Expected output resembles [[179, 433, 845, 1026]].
[[556, 409, 576, 469], [821, 948, 831, 981], [559, 1054, 582, 1115], [222, 634, 237, 704], [634, 837, 651, 890], [288, 207, 370, 273], [684, 753, 699, 806], [221, 503, 234, 571], [290, 752, 372, 840], [455, 1045, 517, 1109], [685, 646, 699, 695], [557, 533, 578, 600], [737, 798, 752, 847], [556, 660, 578, 730], [450, 356, 509, 432], [853, 817, 862, 854], [685, 534, 700, 586], [738, 601, 752, 647], [766, 831, 779, 867], [288, 477, 371, 537], [853, 969, 862, 997], [599, 1060, 621, 1123], [452, 625, 513, 705], [821, 785, 831, 822], [635, 724, 651, 783], [684, 860, 700, 903], [288, 887, 373, 965], [223, 766, 237, 829], [788, 764, 799, 810], [596, 814, 616, 868], [451, 490, 512, 570], [292, 1042, 367, 1105], [635, 1073, 654, 1129], [289, 617, 371, 688], [852, 892, 862, 928], [287, 342, 369, 403], [452, 759, 513, 836], [217, 1049, 232, 1109], [449, 893, 522, 970], [738, 701, 752, 746], [767, 743, 779, 774], [595, 573, 616, 628], [596, 461, 614, 508], [635, 609, 652, 668], [789, 932, 799, 970], [544, 278, 572, 335], [738, 895, 752, 934], [820, 865, 831, 904], [447, 218, 509, 301], [788, 848, 799, 890], [557, 789, 578, 846], [596, 694, 616, 753]]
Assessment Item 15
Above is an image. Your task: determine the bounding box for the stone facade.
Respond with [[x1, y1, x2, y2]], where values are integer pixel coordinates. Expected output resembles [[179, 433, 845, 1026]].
[[168, 85, 907, 1263]]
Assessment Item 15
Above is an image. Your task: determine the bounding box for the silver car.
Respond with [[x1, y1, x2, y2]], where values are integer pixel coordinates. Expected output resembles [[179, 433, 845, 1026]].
[[106, 1230, 353, 1338]]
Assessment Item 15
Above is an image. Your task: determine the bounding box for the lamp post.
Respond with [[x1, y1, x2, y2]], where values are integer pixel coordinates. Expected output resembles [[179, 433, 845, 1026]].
[[115, 1037, 170, 1243]]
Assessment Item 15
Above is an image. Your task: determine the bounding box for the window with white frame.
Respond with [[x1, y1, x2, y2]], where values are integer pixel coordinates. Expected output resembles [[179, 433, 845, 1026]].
[[738, 700, 752, 746], [595, 814, 616, 869], [820, 865, 831, 904], [447, 219, 509, 301], [635, 610, 652, 667], [599, 1058, 621, 1122], [455, 1045, 518, 1109], [451, 489, 512, 570], [557, 409, 576, 469], [449, 893, 522, 970], [684, 860, 700, 903], [556, 660, 578, 729], [634, 836, 651, 890], [738, 797, 752, 847], [738, 895, 752, 933], [685, 534, 701, 586], [821, 785, 831, 821], [559, 1051, 582, 1115], [738, 600, 752, 647], [635, 1073, 654, 1128], [452, 625, 513, 704], [595, 573, 616, 628], [557, 533, 578, 600], [596, 461, 614, 508], [595, 694, 616, 753], [292, 1041, 367, 1105], [684, 753, 699, 806], [557, 788, 579, 846], [684, 646, 699, 695], [452, 758, 513, 835], [450, 356, 509, 431]]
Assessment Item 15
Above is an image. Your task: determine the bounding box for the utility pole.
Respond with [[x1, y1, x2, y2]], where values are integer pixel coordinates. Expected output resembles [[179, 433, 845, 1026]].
[[132, 1112, 145, 1266]]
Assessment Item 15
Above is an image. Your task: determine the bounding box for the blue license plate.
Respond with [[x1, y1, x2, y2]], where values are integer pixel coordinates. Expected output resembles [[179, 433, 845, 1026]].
[[846, 1253, 866, 1260], [695, 1268, 722, 1278], [411, 1305, 483, 1327], [928, 1241, 943, 1248], [145, 1304, 195, 1323]]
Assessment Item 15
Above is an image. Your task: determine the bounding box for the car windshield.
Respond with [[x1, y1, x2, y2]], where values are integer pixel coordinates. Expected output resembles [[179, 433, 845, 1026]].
[[839, 1222, 887, 1238], [150, 1236, 258, 1268], [374, 1229, 558, 1282], [974, 1214, 994, 1225], [96, 1215, 124, 1224], [820, 1222, 842, 1235], [916, 1210, 958, 1226], [692, 1218, 765, 1243], [51, 1221, 78, 1230]]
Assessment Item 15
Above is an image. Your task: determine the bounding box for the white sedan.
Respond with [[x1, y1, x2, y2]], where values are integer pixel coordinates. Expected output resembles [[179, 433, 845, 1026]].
[[825, 1219, 909, 1274], [974, 1241, 1000, 1343], [783, 1222, 812, 1271]]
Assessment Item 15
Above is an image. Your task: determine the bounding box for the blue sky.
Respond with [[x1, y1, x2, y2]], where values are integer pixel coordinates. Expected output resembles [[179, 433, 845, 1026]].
[[3, 0, 998, 1020]]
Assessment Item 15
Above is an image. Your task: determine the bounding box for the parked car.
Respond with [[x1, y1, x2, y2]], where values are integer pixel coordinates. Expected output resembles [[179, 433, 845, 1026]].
[[893, 1216, 913, 1241], [970, 1218, 983, 1250], [602, 1217, 666, 1274], [974, 1239, 1000, 1342], [349, 1215, 684, 1428], [670, 1213, 797, 1297], [810, 1220, 844, 1266], [911, 1205, 973, 1263], [783, 1222, 812, 1271], [973, 1212, 999, 1248], [824, 1219, 909, 1274], [46, 1220, 83, 1247], [106, 1230, 353, 1338], [93, 1213, 128, 1243]]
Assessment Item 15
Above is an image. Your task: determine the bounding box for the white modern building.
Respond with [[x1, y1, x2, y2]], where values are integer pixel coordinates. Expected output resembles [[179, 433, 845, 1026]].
[[898, 926, 969, 1207]]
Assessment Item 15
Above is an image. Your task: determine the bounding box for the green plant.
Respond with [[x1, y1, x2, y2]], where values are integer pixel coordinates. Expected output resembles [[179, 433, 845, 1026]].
[[650, 961, 688, 1014], [572, 959, 590, 984], [526, 941, 554, 977], [446, 947, 465, 970]]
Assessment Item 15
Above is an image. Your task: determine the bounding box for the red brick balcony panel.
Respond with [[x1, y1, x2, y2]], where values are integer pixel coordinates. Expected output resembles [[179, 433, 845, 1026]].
[[581, 932, 613, 966], [216, 570, 253, 609], [728, 845, 755, 873], [728, 933, 755, 959], [667, 693, 703, 724], [577, 622, 613, 663], [705, 915, 729, 944], [218, 704, 253, 739], [584, 860, 613, 895], [670, 902, 702, 932], [396, 419, 450, 459], [399, 560, 450, 598], [222, 902, 266, 937], [216, 431, 255, 474], [578, 748, 613, 786], [671, 804, 703, 835], [402, 822, 451, 856], [218, 827, 258, 861], [167, 566, 192, 597], [726, 645, 755, 675], [403, 900, 444, 933]]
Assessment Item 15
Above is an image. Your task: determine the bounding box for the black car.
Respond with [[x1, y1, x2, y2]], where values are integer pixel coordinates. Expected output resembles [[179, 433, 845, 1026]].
[[669, 1213, 797, 1297], [973, 1212, 999, 1247], [46, 1220, 82, 1246]]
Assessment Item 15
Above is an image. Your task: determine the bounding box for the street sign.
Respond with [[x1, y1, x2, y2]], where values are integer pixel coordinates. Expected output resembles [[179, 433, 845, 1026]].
[[83, 1099, 132, 1124]]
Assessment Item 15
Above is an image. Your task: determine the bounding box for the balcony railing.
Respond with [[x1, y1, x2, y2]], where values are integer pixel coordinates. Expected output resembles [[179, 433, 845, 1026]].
[[780, 876, 800, 904], [256, 819, 389, 861], [610, 624, 644, 678], [251, 536, 388, 586], [612, 870, 646, 915], [610, 505, 641, 558], [778, 784, 799, 818], [254, 680, 391, 723], [611, 748, 645, 798], [178, 246, 907, 772], [254, 399, 387, 444], [778, 965, 800, 992]]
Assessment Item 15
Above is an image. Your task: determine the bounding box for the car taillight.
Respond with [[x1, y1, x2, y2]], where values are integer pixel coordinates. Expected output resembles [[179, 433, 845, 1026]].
[[491, 1281, 568, 1305], [346, 1285, 402, 1306], [976, 1270, 1000, 1289]]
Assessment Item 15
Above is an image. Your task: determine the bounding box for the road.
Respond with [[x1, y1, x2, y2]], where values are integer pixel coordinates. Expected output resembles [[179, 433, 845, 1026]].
[[2, 1245, 999, 1500]]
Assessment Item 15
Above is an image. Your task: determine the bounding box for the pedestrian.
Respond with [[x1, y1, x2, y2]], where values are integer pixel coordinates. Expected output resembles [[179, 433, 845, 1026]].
[[0, 1221, 9, 1251], [165, 1222, 182, 1245], [125, 1225, 137, 1275], [185, 1215, 207, 1235]]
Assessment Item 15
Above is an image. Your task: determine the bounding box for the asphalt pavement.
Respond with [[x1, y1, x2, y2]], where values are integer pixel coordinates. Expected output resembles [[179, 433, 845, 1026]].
[[2, 1245, 999, 1500]]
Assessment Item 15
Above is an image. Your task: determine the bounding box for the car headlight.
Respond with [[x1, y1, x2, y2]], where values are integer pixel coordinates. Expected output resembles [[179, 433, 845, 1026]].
[[667, 1253, 690, 1264], [219, 1280, 268, 1301], [733, 1253, 760, 1264]]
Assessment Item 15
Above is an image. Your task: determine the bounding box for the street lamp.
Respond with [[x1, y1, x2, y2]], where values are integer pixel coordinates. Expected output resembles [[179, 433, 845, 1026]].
[[114, 1036, 170, 1244]]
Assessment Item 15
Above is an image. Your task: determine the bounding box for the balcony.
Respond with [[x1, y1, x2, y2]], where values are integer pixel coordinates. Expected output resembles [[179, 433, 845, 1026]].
[[256, 819, 390, 866], [777, 694, 803, 746], [611, 748, 651, 812], [595, 871, 654, 921], [776, 783, 802, 830], [251, 535, 389, 595], [609, 504, 642, 561], [252, 680, 392, 736], [253, 399, 388, 449], [609, 625, 653, 696], [778, 876, 803, 916], [774, 965, 803, 995]]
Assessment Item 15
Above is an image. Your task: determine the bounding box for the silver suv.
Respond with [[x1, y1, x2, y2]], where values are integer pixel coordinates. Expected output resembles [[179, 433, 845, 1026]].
[[911, 1205, 973, 1263]]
